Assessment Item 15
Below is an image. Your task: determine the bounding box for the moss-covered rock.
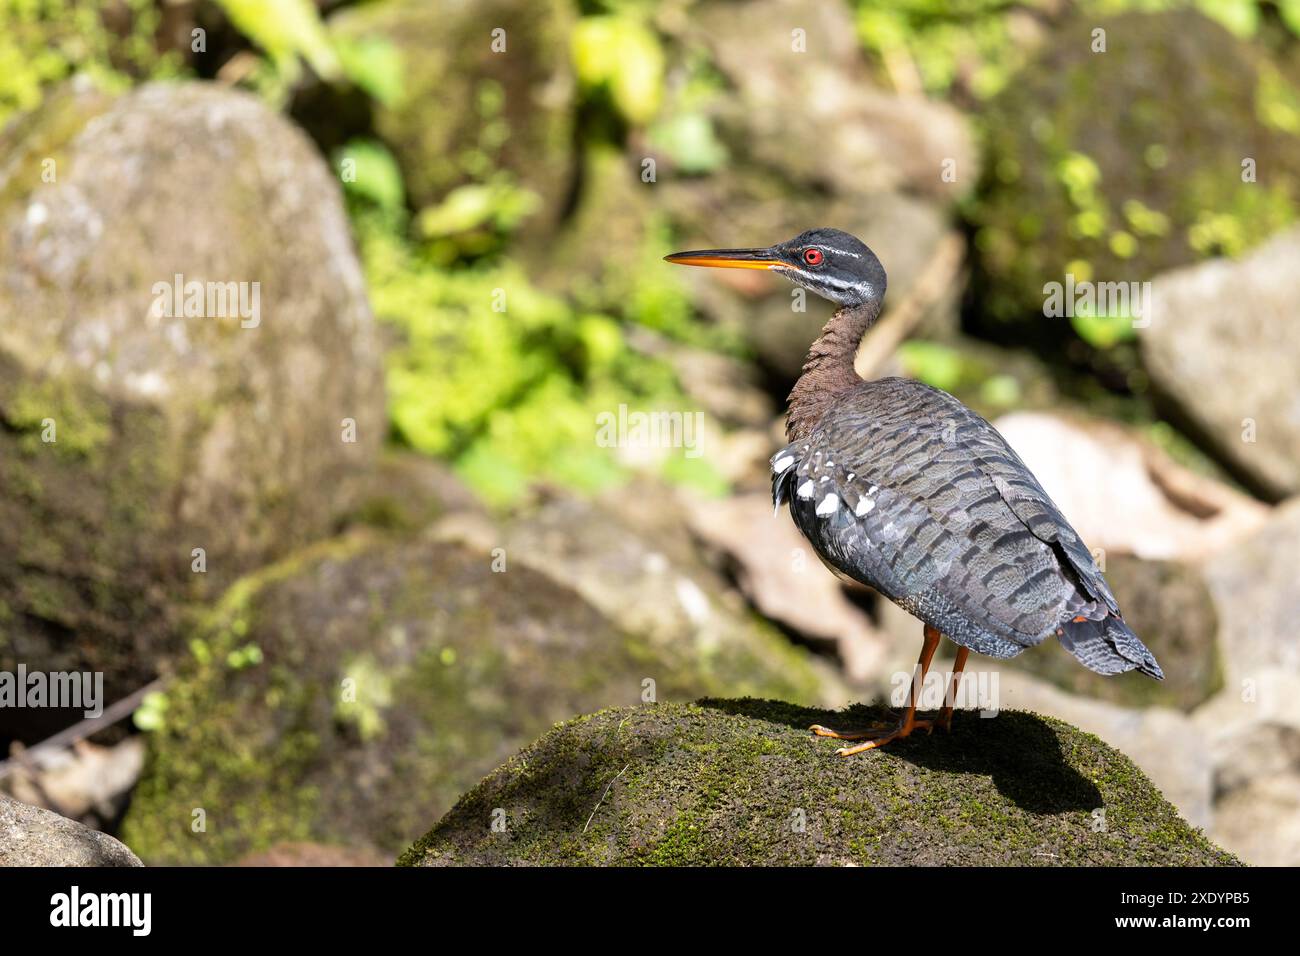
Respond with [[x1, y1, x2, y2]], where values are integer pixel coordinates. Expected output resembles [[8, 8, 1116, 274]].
[[0, 81, 385, 740], [401, 699, 1240, 866], [120, 535, 832, 865], [970, 11, 1300, 329], [331, 0, 576, 231], [430, 488, 850, 701]]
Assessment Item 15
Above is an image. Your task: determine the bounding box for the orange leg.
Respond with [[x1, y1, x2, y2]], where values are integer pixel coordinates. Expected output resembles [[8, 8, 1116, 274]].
[[811, 625, 942, 756], [937, 646, 969, 733]]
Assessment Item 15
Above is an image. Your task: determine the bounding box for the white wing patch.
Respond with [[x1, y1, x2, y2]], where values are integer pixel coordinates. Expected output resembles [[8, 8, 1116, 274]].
[[772, 439, 885, 532], [815, 493, 841, 516]]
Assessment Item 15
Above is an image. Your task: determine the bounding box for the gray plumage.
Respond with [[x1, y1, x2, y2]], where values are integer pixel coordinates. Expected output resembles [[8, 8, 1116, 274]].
[[772, 376, 1163, 679]]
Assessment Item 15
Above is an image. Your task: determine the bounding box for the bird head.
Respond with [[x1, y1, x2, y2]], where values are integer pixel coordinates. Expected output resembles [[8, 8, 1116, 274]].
[[665, 227, 886, 308]]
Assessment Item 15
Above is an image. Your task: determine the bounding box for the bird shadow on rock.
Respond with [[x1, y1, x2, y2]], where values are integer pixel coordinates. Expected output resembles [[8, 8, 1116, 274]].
[[698, 697, 1102, 816]]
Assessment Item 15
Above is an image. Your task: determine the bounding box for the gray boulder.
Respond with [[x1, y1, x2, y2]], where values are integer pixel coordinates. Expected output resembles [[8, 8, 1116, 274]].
[[1144, 228, 1300, 498], [331, 0, 576, 231], [683, 0, 975, 202], [1201, 496, 1300, 685], [0, 80, 386, 736], [0, 794, 141, 866]]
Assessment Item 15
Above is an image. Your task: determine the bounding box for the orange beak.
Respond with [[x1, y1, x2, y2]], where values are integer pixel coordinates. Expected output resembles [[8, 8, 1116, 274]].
[[664, 247, 787, 271]]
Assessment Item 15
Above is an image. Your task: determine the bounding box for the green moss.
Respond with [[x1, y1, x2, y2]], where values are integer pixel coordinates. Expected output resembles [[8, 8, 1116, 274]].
[[401, 700, 1240, 867], [852, 0, 1300, 101], [969, 11, 1300, 332], [122, 536, 830, 864], [0, 0, 179, 130], [0, 349, 193, 730], [5, 376, 111, 460]]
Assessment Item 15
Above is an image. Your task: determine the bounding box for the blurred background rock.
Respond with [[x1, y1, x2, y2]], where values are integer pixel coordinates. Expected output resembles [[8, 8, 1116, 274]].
[[0, 0, 1296, 866]]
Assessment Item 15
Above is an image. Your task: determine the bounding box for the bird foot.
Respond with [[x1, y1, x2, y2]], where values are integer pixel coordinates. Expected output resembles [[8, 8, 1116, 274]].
[[815, 718, 933, 756], [809, 720, 895, 741]]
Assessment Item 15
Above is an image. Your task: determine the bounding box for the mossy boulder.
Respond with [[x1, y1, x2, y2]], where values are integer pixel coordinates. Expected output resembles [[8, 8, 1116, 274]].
[[331, 0, 576, 231], [401, 699, 1239, 866], [120, 535, 832, 865], [970, 11, 1300, 328], [430, 488, 851, 699], [0, 81, 385, 740]]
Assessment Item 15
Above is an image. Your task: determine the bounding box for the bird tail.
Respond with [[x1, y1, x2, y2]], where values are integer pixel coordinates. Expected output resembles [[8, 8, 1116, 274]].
[[1056, 615, 1164, 680]]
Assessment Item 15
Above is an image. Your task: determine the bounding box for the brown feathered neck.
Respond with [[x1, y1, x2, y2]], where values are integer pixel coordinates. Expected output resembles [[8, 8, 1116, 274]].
[[785, 300, 881, 443]]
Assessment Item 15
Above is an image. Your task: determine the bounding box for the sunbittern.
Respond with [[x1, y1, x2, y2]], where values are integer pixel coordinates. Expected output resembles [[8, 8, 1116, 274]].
[[667, 229, 1162, 755]]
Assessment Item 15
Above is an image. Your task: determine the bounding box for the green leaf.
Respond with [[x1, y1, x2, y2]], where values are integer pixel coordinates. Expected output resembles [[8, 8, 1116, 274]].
[[1070, 310, 1137, 350], [335, 139, 405, 211], [647, 112, 728, 174], [572, 16, 664, 124], [333, 34, 403, 105], [215, 0, 340, 80]]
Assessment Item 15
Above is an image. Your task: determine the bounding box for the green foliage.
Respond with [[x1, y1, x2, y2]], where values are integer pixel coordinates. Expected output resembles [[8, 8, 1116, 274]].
[[356, 214, 721, 506], [897, 340, 1027, 415], [851, 0, 1300, 101], [968, 10, 1300, 334], [647, 112, 728, 174], [132, 690, 168, 732], [572, 14, 664, 124], [216, 0, 402, 106], [0, 0, 180, 127], [215, 0, 340, 80], [1070, 309, 1139, 349], [335, 138, 405, 212], [332, 33, 404, 106], [416, 181, 542, 241]]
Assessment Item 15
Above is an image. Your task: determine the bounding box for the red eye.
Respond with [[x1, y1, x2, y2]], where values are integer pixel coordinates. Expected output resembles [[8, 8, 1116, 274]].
[[803, 248, 824, 266]]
